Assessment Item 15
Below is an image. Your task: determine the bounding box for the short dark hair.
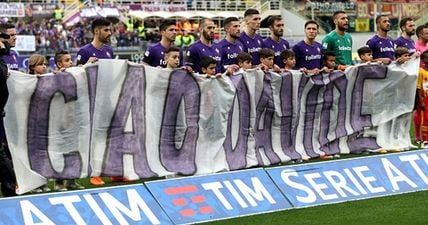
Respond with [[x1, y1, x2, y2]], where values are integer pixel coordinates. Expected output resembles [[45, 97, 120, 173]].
[[237, 52, 252, 64], [54, 50, 70, 67], [375, 15, 388, 25], [416, 24, 428, 38], [200, 56, 216, 70], [394, 47, 409, 59], [357, 46, 372, 57], [333, 11, 346, 20], [399, 17, 413, 31], [200, 18, 214, 29], [223, 17, 239, 29], [324, 51, 336, 59], [259, 48, 275, 59], [280, 49, 295, 60], [159, 20, 176, 31], [165, 46, 179, 54], [304, 20, 319, 29], [244, 8, 259, 17], [91, 18, 111, 32], [267, 15, 282, 27], [0, 23, 15, 33]]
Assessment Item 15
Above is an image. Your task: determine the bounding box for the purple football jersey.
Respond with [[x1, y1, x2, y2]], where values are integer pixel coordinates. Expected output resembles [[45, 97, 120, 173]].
[[215, 38, 244, 71], [394, 36, 416, 54], [143, 43, 167, 67], [263, 37, 290, 68], [366, 35, 395, 60], [185, 40, 222, 74], [76, 43, 114, 65], [143, 42, 183, 68], [3, 50, 19, 70], [238, 32, 264, 65], [292, 40, 323, 70]]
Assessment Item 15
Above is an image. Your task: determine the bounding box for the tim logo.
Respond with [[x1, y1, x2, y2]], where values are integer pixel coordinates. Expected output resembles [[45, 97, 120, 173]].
[[165, 177, 277, 215], [165, 185, 214, 217]]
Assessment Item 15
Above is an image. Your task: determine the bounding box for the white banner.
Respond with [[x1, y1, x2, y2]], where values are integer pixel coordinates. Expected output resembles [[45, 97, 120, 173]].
[[4, 59, 419, 194], [14, 35, 36, 52], [0, 3, 25, 17]]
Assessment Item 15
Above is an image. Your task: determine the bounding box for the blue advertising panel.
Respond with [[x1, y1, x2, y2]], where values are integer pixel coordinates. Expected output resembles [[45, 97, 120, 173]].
[[145, 168, 291, 225], [0, 184, 173, 225], [266, 150, 428, 208]]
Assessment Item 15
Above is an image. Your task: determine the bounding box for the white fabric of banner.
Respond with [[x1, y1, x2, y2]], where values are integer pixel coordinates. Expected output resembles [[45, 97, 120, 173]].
[[3, 58, 419, 194]]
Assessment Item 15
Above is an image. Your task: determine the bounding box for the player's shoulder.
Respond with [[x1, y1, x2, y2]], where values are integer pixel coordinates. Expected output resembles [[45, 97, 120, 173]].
[[322, 32, 334, 42], [77, 43, 91, 54]]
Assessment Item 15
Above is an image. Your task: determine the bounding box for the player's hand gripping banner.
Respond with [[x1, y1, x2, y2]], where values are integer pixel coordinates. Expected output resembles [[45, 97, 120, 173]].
[[4, 59, 419, 194]]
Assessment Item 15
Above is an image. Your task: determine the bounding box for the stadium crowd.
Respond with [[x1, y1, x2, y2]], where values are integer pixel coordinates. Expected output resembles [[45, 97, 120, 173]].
[[0, 3, 428, 196]]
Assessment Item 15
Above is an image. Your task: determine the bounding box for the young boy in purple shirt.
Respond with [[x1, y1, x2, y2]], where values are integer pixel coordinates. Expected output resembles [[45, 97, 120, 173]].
[[280, 49, 296, 71], [236, 52, 253, 71], [200, 56, 217, 77], [263, 15, 290, 68], [357, 46, 374, 63], [238, 9, 263, 65], [165, 46, 180, 69], [76, 18, 114, 65]]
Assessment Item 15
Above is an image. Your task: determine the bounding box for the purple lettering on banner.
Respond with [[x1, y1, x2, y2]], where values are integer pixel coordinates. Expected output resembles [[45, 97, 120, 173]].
[[303, 75, 322, 158], [85, 66, 98, 127], [254, 72, 280, 165], [279, 72, 301, 160], [223, 73, 251, 170], [160, 69, 200, 175], [103, 65, 157, 178], [348, 65, 383, 152], [27, 73, 81, 178], [319, 71, 348, 155], [85, 66, 98, 175]]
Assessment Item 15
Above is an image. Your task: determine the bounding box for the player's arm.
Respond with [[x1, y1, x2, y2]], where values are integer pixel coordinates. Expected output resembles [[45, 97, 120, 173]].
[[76, 49, 89, 66], [184, 46, 197, 71], [321, 36, 333, 52], [142, 48, 152, 65]]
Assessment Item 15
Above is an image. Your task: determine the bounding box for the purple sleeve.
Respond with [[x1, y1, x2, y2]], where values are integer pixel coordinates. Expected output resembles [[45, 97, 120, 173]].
[[76, 48, 89, 65]]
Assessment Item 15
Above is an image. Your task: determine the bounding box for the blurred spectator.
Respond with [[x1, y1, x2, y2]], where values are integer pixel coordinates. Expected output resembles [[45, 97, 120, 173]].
[[11, 18, 148, 54]]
